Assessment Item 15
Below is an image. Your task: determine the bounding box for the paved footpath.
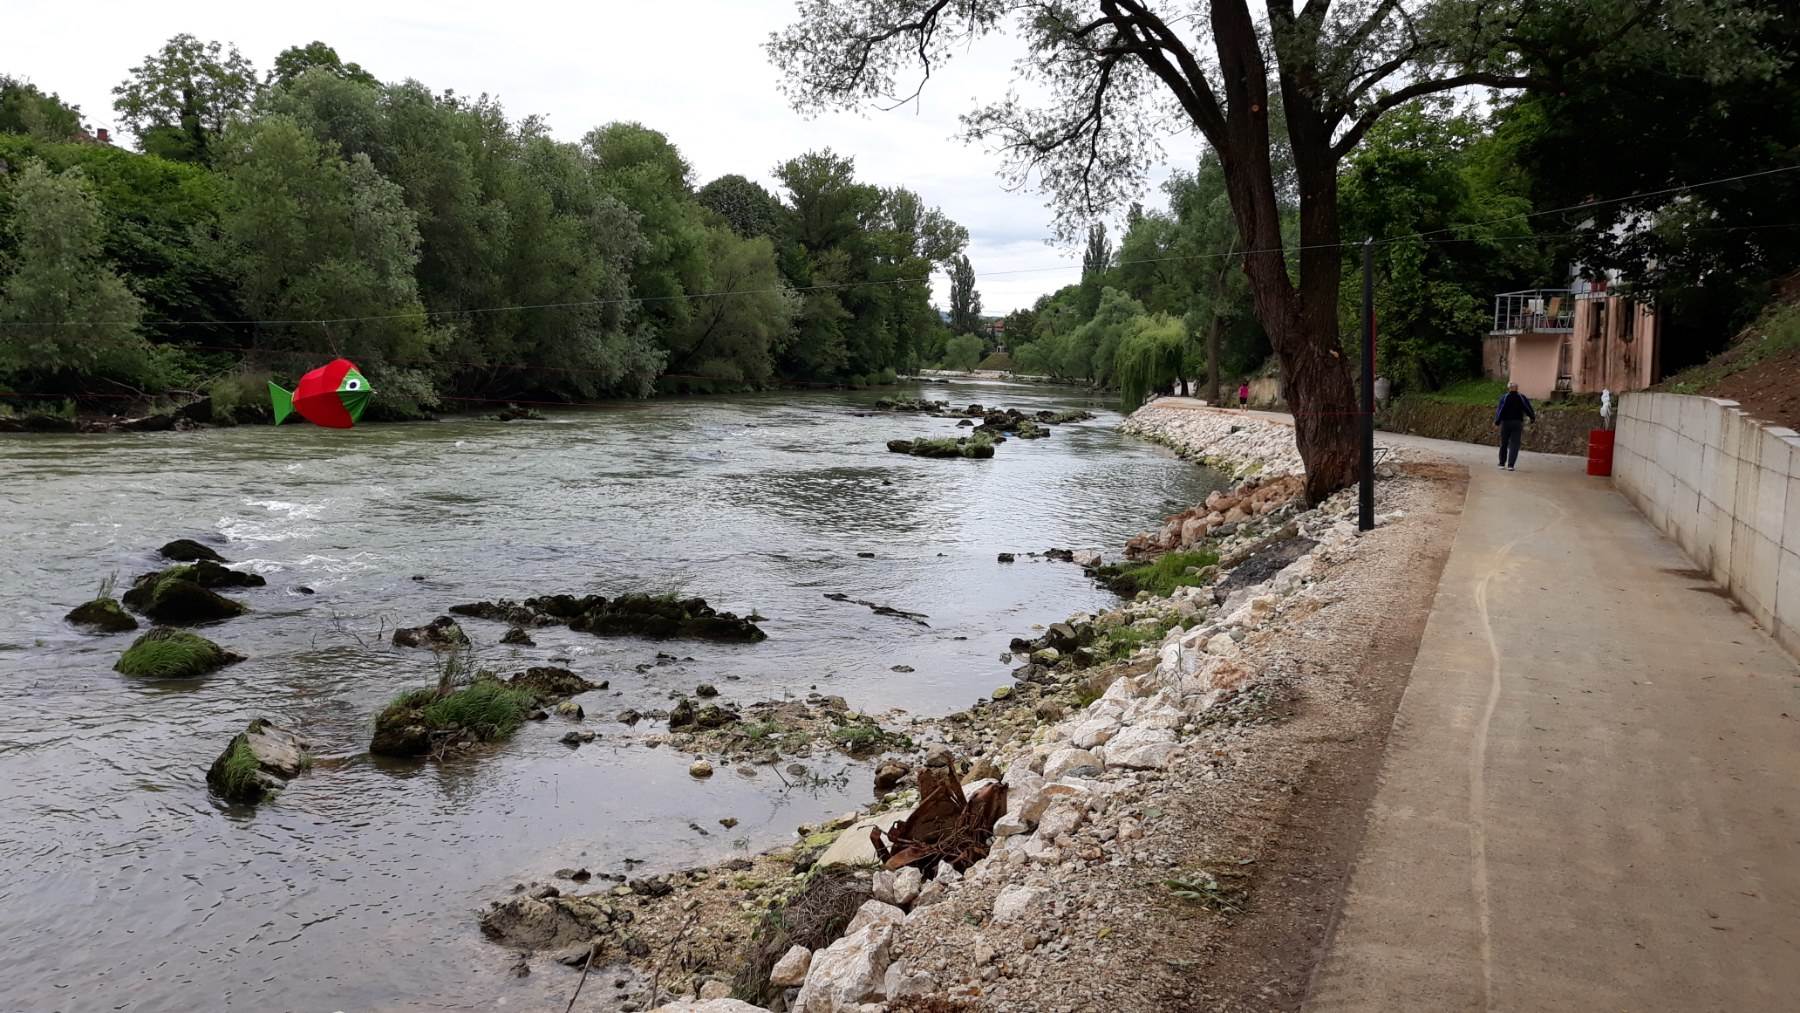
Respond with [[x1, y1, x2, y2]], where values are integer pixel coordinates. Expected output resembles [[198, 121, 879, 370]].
[[1301, 431, 1800, 1012]]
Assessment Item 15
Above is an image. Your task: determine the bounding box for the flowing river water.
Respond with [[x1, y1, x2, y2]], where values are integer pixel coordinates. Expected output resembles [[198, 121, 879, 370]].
[[0, 380, 1225, 1012]]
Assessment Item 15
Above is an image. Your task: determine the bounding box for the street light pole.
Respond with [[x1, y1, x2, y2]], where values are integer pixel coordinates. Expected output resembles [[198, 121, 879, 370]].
[[1359, 238, 1375, 532]]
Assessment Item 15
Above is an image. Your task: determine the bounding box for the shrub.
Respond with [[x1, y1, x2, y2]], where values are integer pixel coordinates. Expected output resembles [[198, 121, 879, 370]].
[[1095, 549, 1221, 598]]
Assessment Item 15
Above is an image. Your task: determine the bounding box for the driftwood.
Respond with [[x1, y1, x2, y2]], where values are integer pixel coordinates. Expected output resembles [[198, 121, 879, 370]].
[[871, 766, 1007, 874]]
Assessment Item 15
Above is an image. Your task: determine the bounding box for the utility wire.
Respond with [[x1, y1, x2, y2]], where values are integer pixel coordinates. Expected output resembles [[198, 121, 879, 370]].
[[5, 162, 1798, 329]]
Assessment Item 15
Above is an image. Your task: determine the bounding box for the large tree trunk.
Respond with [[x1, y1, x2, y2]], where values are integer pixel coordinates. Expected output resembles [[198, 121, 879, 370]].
[[1208, 0, 1359, 503]]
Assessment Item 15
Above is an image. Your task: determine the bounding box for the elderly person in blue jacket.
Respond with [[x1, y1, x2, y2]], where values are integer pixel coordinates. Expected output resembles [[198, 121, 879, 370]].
[[1493, 381, 1536, 470]]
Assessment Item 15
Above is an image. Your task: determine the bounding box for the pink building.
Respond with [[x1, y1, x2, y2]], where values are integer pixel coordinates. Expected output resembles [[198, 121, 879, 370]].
[[1486, 278, 1661, 400]]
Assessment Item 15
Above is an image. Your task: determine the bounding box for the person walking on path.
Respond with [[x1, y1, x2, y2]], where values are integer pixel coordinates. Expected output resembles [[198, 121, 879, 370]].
[[1493, 381, 1536, 470], [1237, 381, 1250, 409]]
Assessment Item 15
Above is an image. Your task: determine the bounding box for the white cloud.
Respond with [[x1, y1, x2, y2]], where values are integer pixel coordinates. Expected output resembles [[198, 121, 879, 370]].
[[4, 0, 1206, 312]]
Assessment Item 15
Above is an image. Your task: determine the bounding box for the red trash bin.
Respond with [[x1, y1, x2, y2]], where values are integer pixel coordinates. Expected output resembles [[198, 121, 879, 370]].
[[1587, 429, 1615, 476]]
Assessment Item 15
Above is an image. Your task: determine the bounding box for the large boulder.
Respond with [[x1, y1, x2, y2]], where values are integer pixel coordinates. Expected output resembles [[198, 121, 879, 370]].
[[792, 920, 899, 1012], [66, 596, 137, 633], [122, 567, 250, 624], [206, 718, 313, 804], [114, 628, 243, 678]]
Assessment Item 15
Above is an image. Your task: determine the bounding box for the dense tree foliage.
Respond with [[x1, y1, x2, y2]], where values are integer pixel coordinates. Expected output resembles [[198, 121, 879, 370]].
[[770, 0, 1782, 501], [0, 76, 83, 140], [0, 37, 968, 410]]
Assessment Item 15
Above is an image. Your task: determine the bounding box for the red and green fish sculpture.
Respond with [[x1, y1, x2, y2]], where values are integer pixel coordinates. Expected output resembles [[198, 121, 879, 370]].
[[269, 358, 374, 428]]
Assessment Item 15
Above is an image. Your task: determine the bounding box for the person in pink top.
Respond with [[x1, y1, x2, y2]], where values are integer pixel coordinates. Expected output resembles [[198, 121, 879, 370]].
[[1237, 381, 1250, 408]]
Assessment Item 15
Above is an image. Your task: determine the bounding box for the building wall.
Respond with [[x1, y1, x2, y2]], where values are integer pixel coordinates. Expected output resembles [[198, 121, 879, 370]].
[[1481, 335, 1511, 380], [1571, 296, 1657, 395], [1615, 392, 1800, 659], [1508, 334, 1563, 400]]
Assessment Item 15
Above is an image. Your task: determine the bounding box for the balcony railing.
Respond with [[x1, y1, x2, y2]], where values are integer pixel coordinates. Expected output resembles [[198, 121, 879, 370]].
[[1493, 289, 1574, 333]]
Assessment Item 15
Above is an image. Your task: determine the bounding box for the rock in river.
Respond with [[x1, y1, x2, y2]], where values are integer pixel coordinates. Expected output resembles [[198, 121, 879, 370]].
[[66, 596, 138, 633], [392, 616, 471, 650], [158, 538, 226, 563], [452, 592, 767, 642], [114, 627, 244, 678], [121, 566, 251, 624], [206, 718, 313, 804]]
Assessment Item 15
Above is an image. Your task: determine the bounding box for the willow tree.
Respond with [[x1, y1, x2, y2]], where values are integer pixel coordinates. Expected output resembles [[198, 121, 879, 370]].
[[768, 0, 1766, 502]]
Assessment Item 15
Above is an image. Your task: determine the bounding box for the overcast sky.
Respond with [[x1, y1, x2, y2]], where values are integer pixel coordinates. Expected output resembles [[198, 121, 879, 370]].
[[5, 0, 1210, 313]]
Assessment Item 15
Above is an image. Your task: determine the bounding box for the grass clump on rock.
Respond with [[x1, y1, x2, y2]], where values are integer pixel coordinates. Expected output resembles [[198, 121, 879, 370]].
[[115, 627, 243, 678], [67, 595, 138, 633], [372, 653, 539, 757], [211, 738, 262, 800], [1094, 549, 1221, 598]]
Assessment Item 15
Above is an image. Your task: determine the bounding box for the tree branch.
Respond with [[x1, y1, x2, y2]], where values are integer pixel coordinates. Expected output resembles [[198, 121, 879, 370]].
[[1332, 71, 1549, 158]]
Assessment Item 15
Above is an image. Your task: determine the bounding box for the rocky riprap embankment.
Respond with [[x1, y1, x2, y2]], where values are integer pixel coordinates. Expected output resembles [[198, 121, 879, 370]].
[[1120, 402, 1304, 478]]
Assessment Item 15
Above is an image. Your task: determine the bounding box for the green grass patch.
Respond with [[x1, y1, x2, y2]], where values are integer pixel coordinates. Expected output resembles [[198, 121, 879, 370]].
[[419, 679, 537, 741], [1418, 377, 1507, 406], [1095, 549, 1221, 599], [827, 716, 910, 756], [213, 738, 262, 798], [114, 628, 236, 677], [1661, 301, 1800, 395]]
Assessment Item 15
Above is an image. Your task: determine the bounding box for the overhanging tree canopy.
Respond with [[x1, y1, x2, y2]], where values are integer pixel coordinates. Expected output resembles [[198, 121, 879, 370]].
[[768, 0, 1776, 502]]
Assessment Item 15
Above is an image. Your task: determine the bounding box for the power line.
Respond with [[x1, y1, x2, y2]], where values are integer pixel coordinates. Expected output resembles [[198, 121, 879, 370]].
[[5, 162, 1798, 329]]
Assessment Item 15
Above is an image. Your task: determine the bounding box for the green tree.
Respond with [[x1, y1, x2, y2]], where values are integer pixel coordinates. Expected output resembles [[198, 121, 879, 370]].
[[584, 121, 708, 336], [1338, 103, 1546, 392], [0, 76, 83, 140], [769, 0, 1771, 501], [114, 34, 260, 163], [696, 173, 788, 240], [269, 42, 377, 87], [948, 253, 981, 335], [1115, 311, 1187, 411], [215, 116, 431, 387], [0, 162, 148, 385], [664, 225, 795, 387], [942, 332, 983, 371], [1502, 0, 1800, 370]]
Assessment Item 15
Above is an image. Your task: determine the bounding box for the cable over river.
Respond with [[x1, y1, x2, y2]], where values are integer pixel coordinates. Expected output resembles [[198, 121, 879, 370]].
[[0, 379, 1225, 1011]]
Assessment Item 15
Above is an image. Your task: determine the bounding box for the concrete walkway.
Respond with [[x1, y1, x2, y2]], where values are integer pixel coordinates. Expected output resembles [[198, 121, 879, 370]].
[[1305, 434, 1800, 1012]]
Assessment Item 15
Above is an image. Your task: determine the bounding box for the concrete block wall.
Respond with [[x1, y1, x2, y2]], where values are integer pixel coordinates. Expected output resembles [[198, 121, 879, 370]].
[[1615, 392, 1800, 658]]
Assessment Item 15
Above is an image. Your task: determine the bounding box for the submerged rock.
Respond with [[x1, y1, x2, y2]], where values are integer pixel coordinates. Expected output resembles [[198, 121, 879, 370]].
[[158, 538, 225, 563], [505, 666, 597, 702], [206, 718, 313, 804], [452, 593, 767, 642], [114, 627, 243, 678], [391, 616, 470, 650], [66, 596, 137, 633], [499, 626, 535, 646]]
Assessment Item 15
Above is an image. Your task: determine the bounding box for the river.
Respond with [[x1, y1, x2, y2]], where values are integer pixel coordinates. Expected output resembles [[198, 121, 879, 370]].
[[0, 379, 1224, 1012]]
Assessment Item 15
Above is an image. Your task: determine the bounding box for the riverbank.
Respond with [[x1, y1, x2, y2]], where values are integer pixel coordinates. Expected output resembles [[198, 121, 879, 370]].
[[478, 406, 1465, 1012]]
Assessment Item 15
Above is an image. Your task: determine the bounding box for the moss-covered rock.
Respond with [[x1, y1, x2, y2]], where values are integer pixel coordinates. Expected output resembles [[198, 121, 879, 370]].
[[206, 718, 313, 804], [115, 627, 244, 678], [158, 538, 226, 563], [66, 596, 137, 633], [454, 593, 767, 643], [371, 678, 539, 757], [886, 434, 997, 459], [121, 566, 253, 624]]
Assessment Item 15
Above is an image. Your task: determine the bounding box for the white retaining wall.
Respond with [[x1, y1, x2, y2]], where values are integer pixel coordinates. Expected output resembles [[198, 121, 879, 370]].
[[1614, 392, 1800, 657]]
